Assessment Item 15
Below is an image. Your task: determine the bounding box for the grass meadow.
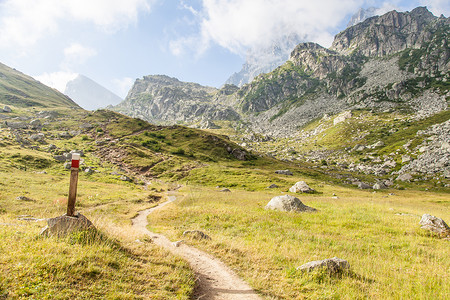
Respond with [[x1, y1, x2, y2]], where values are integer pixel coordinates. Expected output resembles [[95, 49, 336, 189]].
[[150, 184, 450, 299]]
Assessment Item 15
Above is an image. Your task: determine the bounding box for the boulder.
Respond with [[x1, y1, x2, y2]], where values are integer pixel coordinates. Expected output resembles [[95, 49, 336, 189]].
[[268, 184, 279, 188], [182, 230, 211, 240], [333, 111, 352, 125], [16, 196, 35, 202], [275, 170, 293, 176], [29, 133, 45, 142], [219, 188, 231, 192], [265, 195, 316, 212], [297, 257, 350, 274], [396, 173, 413, 182], [40, 213, 95, 237], [120, 175, 132, 182], [3, 106, 12, 113], [373, 182, 388, 190], [29, 119, 42, 129], [357, 182, 372, 189], [419, 214, 450, 236], [53, 155, 66, 162], [289, 181, 315, 193]]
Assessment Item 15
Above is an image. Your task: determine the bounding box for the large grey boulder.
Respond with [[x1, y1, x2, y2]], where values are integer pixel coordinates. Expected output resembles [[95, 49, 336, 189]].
[[289, 181, 315, 193], [40, 213, 95, 237], [419, 214, 450, 237], [297, 257, 350, 274], [265, 195, 316, 212], [3, 106, 12, 113]]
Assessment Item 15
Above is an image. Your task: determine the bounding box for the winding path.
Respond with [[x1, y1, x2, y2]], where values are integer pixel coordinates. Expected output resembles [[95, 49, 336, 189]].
[[131, 194, 262, 300]]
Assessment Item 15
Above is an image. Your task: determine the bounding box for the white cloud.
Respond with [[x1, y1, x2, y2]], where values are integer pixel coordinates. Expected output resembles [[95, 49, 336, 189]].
[[35, 71, 78, 93], [421, 0, 450, 16], [0, 0, 152, 48], [174, 0, 362, 56], [62, 43, 97, 69], [112, 77, 135, 98]]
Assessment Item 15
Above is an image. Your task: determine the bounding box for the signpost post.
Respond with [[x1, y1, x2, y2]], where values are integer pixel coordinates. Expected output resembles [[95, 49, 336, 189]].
[[67, 153, 80, 217]]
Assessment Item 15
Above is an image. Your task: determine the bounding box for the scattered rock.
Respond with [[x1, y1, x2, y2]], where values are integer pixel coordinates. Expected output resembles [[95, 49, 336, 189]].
[[120, 175, 132, 182], [53, 155, 66, 162], [289, 181, 315, 193], [357, 182, 372, 189], [64, 162, 71, 170], [29, 119, 42, 129], [396, 173, 413, 182], [182, 230, 211, 240], [40, 213, 95, 237], [84, 167, 94, 174], [58, 132, 72, 139], [333, 111, 352, 126], [419, 214, 450, 237], [2, 106, 12, 113], [275, 170, 293, 175], [172, 240, 184, 247], [29, 133, 45, 142], [268, 184, 279, 188], [16, 196, 35, 202], [265, 195, 316, 212], [373, 182, 388, 190], [297, 257, 350, 274], [219, 188, 231, 192]]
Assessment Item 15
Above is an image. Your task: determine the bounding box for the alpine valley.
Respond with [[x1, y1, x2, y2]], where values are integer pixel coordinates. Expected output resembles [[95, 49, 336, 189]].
[[112, 7, 450, 187]]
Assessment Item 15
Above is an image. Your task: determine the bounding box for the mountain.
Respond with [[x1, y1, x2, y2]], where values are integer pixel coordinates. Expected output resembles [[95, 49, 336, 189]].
[[64, 74, 123, 110], [111, 7, 449, 182], [225, 34, 304, 87], [113, 7, 449, 134], [0, 62, 79, 109]]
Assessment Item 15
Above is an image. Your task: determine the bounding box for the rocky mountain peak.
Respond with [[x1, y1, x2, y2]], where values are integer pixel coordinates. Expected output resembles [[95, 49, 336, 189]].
[[331, 6, 440, 57]]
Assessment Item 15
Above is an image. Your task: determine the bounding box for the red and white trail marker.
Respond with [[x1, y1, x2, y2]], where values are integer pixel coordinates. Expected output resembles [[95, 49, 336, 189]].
[[67, 153, 80, 216]]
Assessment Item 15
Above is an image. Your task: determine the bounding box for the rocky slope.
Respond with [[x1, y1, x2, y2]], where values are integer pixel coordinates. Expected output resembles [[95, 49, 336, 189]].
[[111, 7, 449, 182]]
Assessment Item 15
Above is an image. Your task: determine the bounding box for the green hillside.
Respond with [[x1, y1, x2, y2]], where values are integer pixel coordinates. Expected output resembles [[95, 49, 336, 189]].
[[0, 62, 79, 108]]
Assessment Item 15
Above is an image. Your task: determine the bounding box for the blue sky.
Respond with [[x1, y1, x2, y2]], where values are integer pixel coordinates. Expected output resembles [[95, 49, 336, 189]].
[[0, 0, 448, 100]]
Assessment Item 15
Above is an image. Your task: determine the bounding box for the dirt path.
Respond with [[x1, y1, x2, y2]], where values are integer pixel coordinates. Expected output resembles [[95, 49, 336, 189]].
[[132, 194, 262, 300]]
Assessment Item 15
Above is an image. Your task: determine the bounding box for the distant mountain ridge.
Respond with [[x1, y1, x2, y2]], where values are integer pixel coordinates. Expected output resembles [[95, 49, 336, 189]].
[[112, 6, 449, 136], [64, 74, 123, 110]]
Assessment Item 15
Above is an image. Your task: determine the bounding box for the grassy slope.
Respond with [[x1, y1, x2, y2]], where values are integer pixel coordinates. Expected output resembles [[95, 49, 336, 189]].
[[0, 62, 79, 108], [151, 185, 449, 299], [1, 102, 448, 299]]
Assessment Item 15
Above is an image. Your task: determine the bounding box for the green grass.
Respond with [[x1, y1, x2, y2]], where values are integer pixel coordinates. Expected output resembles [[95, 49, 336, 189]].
[[0, 62, 79, 109], [151, 185, 450, 299]]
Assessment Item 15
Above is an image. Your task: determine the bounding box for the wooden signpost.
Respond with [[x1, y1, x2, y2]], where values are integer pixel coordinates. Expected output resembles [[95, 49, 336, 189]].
[[67, 153, 80, 217]]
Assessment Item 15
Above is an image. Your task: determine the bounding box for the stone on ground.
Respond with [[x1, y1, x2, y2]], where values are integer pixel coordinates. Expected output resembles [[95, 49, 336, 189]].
[[265, 195, 316, 212], [297, 257, 350, 274], [275, 170, 293, 175], [289, 181, 315, 193], [40, 213, 95, 237], [182, 230, 211, 240], [419, 214, 450, 237]]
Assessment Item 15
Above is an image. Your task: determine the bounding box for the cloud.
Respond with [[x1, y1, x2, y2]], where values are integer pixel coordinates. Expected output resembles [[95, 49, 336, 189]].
[[35, 71, 78, 93], [112, 77, 135, 98], [421, 0, 450, 16], [0, 0, 152, 48], [173, 0, 362, 56], [61, 43, 97, 69]]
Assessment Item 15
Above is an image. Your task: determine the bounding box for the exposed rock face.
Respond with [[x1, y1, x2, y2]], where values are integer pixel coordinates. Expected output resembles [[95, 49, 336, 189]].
[[265, 195, 316, 212], [419, 214, 450, 236], [297, 257, 350, 274], [331, 7, 439, 57], [112, 75, 240, 125]]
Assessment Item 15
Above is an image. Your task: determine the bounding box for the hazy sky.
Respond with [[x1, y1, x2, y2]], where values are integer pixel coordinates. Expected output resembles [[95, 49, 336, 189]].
[[0, 0, 448, 99]]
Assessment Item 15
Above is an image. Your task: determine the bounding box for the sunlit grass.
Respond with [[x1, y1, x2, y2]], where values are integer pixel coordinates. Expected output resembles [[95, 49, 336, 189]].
[[150, 185, 450, 299]]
